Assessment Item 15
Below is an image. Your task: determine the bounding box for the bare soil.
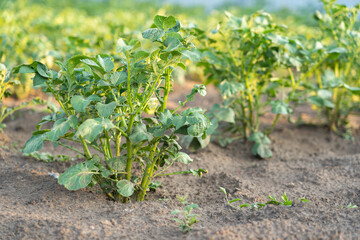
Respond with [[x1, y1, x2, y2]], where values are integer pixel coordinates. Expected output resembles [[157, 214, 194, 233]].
[[1, 82, 360, 240]]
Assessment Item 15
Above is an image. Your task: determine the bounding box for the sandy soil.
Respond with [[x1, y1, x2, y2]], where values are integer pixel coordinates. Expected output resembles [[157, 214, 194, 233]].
[[0, 82, 359, 240]]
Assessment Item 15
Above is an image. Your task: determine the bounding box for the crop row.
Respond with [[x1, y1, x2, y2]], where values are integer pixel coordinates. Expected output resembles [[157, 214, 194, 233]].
[[0, 0, 359, 202]]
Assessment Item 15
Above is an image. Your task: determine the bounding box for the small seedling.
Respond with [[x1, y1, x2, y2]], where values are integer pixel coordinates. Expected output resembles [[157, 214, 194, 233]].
[[171, 196, 199, 232], [340, 203, 358, 209], [220, 187, 309, 210]]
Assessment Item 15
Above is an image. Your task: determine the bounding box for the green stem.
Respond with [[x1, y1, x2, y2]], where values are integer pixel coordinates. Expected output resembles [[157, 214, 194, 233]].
[[159, 68, 171, 112], [104, 129, 113, 159], [57, 142, 83, 155], [0, 102, 33, 123], [267, 114, 280, 136], [126, 52, 134, 112], [137, 142, 159, 201]]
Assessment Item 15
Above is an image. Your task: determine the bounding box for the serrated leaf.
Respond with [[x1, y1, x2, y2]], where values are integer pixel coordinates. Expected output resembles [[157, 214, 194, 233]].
[[96, 102, 117, 118], [116, 179, 134, 197], [58, 161, 98, 190]]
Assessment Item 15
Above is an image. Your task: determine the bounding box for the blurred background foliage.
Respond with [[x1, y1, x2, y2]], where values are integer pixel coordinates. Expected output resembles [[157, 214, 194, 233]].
[[0, 0, 358, 97]]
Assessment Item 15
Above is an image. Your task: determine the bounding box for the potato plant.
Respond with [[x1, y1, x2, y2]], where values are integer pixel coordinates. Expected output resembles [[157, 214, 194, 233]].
[[307, 0, 360, 134], [189, 12, 306, 158], [14, 15, 210, 202], [0, 63, 43, 131]]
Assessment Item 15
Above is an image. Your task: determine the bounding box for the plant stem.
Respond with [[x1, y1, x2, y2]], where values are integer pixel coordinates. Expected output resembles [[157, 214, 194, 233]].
[[57, 142, 83, 155], [137, 142, 158, 201], [267, 114, 280, 136], [159, 68, 171, 112], [126, 52, 134, 112]]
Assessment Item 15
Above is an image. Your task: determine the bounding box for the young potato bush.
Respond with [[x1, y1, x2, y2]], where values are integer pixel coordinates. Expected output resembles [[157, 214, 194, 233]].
[[306, 0, 360, 135], [14, 15, 210, 202], [188, 12, 306, 158], [0, 63, 43, 131]]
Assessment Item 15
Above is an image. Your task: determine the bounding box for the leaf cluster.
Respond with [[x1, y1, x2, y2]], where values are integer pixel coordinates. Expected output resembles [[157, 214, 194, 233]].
[[14, 15, 210, 202]]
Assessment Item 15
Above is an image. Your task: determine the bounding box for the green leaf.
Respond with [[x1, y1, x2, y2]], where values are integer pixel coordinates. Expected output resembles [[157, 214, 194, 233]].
[[229, 199, 242, 203], [80, 58, 99, 68], [187, 114, 209, 137], [129, 123, 153, 142], [71, 95, 91, 113], [219, 187, 227, 195], [23, 134, 47, 154], [154, 15, 177, 31], [249, 132, 272, 158], [344, 84, 360, 95], [164, 37, 181, 52], [33, 73, 47, 87], [110, 72, 127, 86], [142, 28, 165, 41], [219, 81, 244, 98], [173, 152, 193, 164], [322, 70, 343, 88], [181, 50, 201, 62], [270, 100, 292, 115], [308, 95, 334, 108], [107, 156, 127, 171], [97, 55, 114, 72], [116, 38, 132, 53], [172, 116, 187, 130], [116, 179, 135, 197], [133, 50, 150, 62], [154, 15, 167, 29], [163, 16, 177, 30], [159, 110, 173, 126], [210, 104, 235, 123], [58, 161, 98, 190], [0, 63, 6, 71], [96, 102, 117, 118], [75, 118, 115, 142], [36, 63, 50, 78], [47, 115, 78, 142], [193, 84, 207, 96]]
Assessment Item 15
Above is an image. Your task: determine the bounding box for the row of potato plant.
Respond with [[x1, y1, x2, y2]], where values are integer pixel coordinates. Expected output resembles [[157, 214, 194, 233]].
[[7, 1, 360, 202], [14, 16, 210, 202], [184, 0, 360, 158]]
